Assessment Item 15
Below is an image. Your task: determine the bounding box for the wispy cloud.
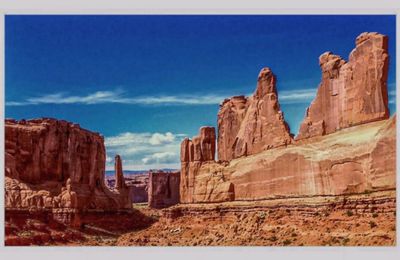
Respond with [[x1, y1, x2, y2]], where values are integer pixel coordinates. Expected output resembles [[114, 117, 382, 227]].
[[278, 89, 316, 104], [6, 90, 226, 106], [105, 131, 185, 170], [142, 152, 177, 165], [6, 88, 320, 107], [388, 89, 396, 104]]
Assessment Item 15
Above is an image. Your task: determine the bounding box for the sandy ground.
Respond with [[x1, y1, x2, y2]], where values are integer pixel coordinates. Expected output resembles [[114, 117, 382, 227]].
[[6, 191, 395, 246]]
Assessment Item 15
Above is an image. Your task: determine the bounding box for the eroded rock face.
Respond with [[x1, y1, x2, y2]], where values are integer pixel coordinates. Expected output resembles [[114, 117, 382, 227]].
[[296, 32, 390, 140], [125, 173, 149, 203], [217, 68, 292, 161], [181, 127, 216, 163], [180, 127, 228, 203], [148, 171, 180, 208], [180, 116, 395, 203], [217, 96, 249, 162], [5, 118, 131, 214]]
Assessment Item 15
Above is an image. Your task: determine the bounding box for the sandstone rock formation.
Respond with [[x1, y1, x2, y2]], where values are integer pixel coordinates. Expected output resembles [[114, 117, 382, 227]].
[[148, 171, 180, 208], [114, 155, 127, 190], [180, 127, 233, 203], [218, 68, 292, 161], [181, 115, 395, 203], [5, 118, 131, 220], [217, 96, 249, 161], [180, 32, 394, 204], [296, 32, 390, 140]]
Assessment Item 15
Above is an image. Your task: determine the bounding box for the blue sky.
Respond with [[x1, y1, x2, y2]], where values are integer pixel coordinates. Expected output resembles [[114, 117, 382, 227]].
[[5, 15, 396, 170]]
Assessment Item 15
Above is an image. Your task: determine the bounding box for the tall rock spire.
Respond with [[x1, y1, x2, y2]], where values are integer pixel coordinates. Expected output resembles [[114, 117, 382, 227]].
[[114, 154, 126, 190], [217, 67, 292, 161]]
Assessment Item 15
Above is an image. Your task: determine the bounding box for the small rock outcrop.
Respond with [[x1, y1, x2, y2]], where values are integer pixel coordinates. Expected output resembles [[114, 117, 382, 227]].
[[217, 68, 292, 161], [125, 173, 149, 203], [5, 118, 131, 222], [114, 155, 127, 190], [148, 171, 180, 208], [296, 32, 390, 140]]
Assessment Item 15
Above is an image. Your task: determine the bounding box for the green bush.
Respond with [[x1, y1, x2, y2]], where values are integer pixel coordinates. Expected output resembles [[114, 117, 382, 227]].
[[283, 239, 292, 245], [369, 221, 377, 228], [346, 210, 354, 217]]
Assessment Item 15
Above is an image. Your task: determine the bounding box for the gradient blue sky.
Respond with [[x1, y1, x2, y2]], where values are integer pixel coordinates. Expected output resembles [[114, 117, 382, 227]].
[[5, 15, 396, 170]]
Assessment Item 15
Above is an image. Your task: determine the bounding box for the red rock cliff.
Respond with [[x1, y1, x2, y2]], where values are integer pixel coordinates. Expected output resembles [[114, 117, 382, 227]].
[[179, 127, 232, 203], [217, 96, 249, 162], [179, 32, 394, 204], [5, 118, 130, 213], [181, 115, 396, 203], [296, 32, 389, 140]]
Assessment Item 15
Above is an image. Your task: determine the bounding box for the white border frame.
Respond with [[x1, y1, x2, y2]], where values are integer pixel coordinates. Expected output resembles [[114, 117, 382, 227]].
[[0, 1, 399, 260]]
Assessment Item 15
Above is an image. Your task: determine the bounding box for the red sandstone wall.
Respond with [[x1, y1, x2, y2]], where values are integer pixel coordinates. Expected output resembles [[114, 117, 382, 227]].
[[5, 118, 130, 213], [148, 171, 180, 208], [296, 32, 390, 140]]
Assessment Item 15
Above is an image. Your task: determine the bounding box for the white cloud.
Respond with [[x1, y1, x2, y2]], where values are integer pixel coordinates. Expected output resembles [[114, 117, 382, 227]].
[[278, 88, 316, 104], [106, 156, 113, 163], [6, 87, 321, 107], [6, 89, 226, 106], [104, 131, 185, 170], [142, 152, 177, 165], [149, 132, 175, 145]]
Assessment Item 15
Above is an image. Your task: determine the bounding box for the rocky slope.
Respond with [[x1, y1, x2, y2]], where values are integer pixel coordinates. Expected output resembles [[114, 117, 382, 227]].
[[116, 190, 395, 246]]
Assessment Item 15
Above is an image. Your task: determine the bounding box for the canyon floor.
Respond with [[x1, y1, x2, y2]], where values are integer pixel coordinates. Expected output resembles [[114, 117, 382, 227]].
[[5, 190, 396, 246]]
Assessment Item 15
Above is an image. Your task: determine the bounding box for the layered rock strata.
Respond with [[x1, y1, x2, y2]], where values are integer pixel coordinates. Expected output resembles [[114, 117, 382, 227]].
[[181, 116, 395, 203], [296, 32, 390, 140], [5, 118, 131, 224], [148, 171, 180, 208]]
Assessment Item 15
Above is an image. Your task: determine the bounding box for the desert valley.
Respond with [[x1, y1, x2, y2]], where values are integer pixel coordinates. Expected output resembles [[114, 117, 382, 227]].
[[4, 32, 396, 246]]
